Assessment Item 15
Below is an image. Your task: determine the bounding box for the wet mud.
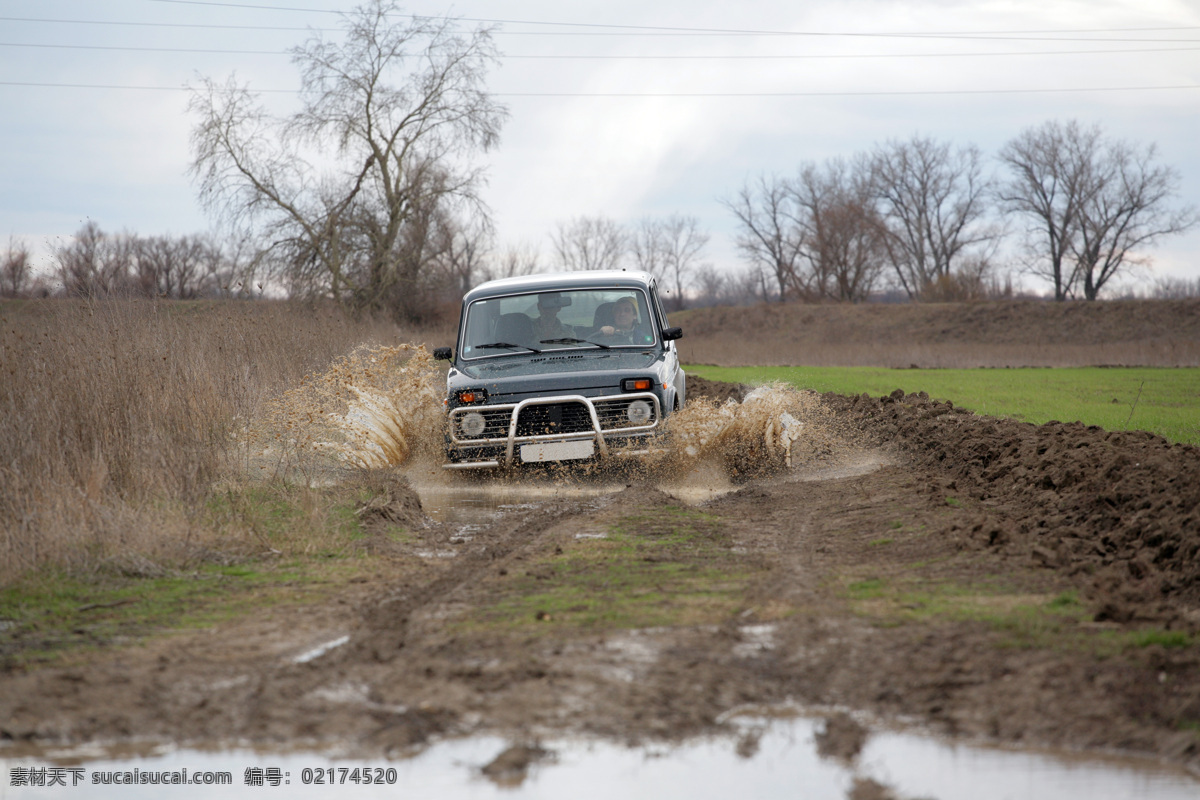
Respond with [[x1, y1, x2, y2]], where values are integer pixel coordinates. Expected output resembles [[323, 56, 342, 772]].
[[2, 378, 1199, 781]]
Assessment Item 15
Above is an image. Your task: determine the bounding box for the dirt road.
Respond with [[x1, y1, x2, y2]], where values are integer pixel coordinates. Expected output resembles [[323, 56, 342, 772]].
[[2, 380, 1198, 775]]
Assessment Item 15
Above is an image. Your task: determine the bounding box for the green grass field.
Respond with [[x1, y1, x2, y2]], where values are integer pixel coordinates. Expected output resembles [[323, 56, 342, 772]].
[[686, 365, 1200, 445]]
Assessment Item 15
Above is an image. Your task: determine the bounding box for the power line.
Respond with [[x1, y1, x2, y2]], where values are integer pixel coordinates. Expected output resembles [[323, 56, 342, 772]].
[[3, 39, 1199, 59], [0, 16, 327, 33], [0, 80, 293, 93], [150, 0, 341, 13], [491, 46, 1200, 59], [9, 9, 1200, 44], [147, 1, 1200, 40], [494, 85, 1200, 97], [150, 0, 342, 14], [3, 79, 1198, 98], [0, 41, 285, 56]]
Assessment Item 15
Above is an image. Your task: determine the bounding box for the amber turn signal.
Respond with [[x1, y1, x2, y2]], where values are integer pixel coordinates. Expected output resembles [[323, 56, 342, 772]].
[[456, 388, 487, 404]]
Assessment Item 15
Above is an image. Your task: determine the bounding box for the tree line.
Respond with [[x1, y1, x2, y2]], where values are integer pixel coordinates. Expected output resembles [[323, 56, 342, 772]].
[[1, 222, 254, 300], [728, 123, 1197, 305]]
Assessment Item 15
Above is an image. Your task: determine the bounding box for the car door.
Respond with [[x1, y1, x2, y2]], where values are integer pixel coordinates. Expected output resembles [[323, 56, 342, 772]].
[[649, 281, 685, 410]]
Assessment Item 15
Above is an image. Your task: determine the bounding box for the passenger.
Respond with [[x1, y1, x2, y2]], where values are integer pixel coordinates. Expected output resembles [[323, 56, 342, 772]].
[[533, 293, 573, 341]]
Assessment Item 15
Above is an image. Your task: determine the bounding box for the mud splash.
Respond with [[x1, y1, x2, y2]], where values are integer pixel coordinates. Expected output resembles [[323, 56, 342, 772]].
[[262, 344, 443, 470], [259, 346, 845, 484], [662, 383, 843, 479]]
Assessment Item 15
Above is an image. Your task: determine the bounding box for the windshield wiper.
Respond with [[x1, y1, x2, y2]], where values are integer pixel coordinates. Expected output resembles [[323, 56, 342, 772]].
[[539, 337, 610, 350], [476, 341, 542, 354]]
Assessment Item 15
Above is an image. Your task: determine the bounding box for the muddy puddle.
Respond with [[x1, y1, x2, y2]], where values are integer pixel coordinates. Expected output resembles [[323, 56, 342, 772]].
[[405, 447, 891, 529], [4, 714, 1196, 799]]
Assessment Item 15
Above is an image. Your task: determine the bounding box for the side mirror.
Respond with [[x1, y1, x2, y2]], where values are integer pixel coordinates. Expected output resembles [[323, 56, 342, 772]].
[[661, 327, 683, 342], [433, 346, 453, 361]]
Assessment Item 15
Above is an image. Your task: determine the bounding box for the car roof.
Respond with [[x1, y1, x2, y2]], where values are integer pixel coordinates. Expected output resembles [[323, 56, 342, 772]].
[[463, 270, 655, 303]]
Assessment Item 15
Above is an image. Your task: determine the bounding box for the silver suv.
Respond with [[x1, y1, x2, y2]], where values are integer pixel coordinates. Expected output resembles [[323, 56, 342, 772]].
[[433, 271, 686, 469]]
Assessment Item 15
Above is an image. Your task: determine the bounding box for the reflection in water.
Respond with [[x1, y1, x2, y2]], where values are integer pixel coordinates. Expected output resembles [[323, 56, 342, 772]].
[[3, 716, 1196, 800]]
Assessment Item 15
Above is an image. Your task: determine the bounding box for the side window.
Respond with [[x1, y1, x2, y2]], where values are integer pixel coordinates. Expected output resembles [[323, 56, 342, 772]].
[[650, 284, 669, 331], [461, 299, 495, 357]]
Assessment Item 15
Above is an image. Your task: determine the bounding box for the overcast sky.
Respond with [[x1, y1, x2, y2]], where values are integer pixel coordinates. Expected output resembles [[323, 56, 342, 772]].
[[3, 0, 1200, 293]]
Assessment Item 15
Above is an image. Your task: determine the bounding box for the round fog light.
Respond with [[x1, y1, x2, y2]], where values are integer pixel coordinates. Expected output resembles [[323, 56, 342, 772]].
[[626, 399, 652, 425], [460, 412, 486, 437]]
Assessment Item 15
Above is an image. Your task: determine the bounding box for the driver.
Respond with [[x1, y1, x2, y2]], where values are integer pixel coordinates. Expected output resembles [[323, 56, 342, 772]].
[[598, 297, 640, 339]]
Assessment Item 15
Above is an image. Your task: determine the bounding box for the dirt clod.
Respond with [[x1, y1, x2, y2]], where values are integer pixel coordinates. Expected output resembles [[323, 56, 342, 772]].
[[815, 713, 869, 762], [848, 777, 898, 800], [480, 743, 553, 786]]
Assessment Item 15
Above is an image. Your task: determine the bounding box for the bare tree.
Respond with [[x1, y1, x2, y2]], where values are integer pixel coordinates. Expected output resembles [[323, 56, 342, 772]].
[[550, 216, 626, 271], [792, 159, 886, 302], [998, 120, 1099, 301], [196, 234, 251, 298], [631, 214, 709, 309], [723, 175, 804, 302], [432, 216, 491, 298], [1072, 140, 1197, 300], [690, 264, 726, 307], [691, 264, 762, 308], [1000, 120, 1196, 300], [1150, 275, 1200, 299], [868, 136, 997, 300], [188, 0, 506, 320], [185, 224, 260, 298], [630, 218, 665, 281], [1, 238, 31, 298], [734, 265, 774, 304], [53, 221, 137, 297], [482, 241, 541, 283], [134, 234, 219, 298], [658, 215, 709, 310]]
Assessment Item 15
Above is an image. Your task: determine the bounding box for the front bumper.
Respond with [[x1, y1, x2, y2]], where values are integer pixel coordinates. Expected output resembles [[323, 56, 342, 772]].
[[444, 392, 661, 469]]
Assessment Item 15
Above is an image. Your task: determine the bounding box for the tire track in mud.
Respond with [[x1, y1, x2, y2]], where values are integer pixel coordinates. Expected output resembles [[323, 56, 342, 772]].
[[350, 490, 624, 663], [219, 489, 635, 751]]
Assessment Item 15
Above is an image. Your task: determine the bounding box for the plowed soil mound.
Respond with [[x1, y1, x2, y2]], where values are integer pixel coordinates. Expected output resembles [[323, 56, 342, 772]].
[[685, 375, 748, 404], [830, 389, 1200, 621]]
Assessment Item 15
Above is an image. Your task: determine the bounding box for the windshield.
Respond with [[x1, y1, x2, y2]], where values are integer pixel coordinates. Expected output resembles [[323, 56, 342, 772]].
[[460, 288, 657, 360]]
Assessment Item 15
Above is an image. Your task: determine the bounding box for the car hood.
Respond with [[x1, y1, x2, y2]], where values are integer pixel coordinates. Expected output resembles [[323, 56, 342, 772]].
[[449, 350, 663, 401]]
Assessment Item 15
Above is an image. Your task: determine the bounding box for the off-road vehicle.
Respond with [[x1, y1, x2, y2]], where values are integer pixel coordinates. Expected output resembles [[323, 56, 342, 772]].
[[433, 271, 685, 469]]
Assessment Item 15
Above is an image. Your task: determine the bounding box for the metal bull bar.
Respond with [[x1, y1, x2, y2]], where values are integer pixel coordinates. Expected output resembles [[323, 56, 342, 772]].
[[443, 392, 661, 469]]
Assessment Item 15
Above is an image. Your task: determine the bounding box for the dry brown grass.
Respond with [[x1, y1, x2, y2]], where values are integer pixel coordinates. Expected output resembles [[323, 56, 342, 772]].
[[0, 299, 433, 582]]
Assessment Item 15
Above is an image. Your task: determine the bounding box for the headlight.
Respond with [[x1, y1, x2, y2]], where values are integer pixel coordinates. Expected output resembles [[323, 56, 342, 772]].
[[626, 399, 652, 425], [460, 412, 487, 437]]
